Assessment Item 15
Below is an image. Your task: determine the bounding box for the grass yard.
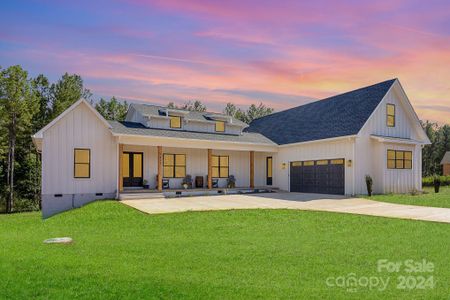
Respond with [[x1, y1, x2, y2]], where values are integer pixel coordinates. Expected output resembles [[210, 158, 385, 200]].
[[0, 202, 449, 299], [366, 186, 450, 209]]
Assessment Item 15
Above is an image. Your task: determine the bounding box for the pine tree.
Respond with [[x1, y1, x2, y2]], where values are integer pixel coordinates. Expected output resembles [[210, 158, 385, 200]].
[[0, 65, 37, 212]]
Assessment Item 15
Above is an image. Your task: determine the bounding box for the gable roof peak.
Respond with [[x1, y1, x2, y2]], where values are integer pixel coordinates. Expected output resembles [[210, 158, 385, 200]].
[[33, 98, 111, 139], [246, 78, 397, 145]]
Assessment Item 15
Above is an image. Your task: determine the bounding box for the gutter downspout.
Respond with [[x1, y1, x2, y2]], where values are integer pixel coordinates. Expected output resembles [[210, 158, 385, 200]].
[[352, 137, 356, 196], [115, 139, 120, 200]]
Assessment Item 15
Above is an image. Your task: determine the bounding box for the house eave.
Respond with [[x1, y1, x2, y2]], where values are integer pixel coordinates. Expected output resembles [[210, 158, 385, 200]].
[[370, 134, 430, 145], [111, 132, 278, 151], [278, 135, 357, 148]]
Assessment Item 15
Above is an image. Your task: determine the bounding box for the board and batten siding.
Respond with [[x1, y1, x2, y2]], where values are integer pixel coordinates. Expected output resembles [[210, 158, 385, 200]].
[[360, 86, 417, 139], [42, 102, 117, 195], [356, 139, 422, 194], [356, 83, 423, 194], [379, 143, 421, 194], [254, 152, 274, 187], [274, 138, 355, 195]]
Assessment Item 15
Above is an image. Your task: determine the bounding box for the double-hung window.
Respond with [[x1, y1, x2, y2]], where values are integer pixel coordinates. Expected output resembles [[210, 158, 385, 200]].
[[163, 154, 186, 178], [74, 148, 90, 178], [212, 155, 229, 178], [386, 104, 396, 127]]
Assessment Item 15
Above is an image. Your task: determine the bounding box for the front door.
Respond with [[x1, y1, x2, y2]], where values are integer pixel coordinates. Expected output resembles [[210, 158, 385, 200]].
[[266, 157, 273, 185], [122, 152, 143, 187]]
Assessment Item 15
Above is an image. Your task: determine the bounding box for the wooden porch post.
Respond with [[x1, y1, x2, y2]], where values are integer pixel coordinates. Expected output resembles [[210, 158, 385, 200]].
[[157, 146, 163, 192], [118, 144, 124, 192], [250, 151, 255, 188], [207, 149, 212, 189]]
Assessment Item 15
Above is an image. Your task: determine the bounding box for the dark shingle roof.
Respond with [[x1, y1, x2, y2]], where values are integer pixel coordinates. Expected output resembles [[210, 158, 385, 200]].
[[246, 79, 397, 145], [441, 152, 450, 165], [108, 121, 276, 145], [130, 103, 248, 127]]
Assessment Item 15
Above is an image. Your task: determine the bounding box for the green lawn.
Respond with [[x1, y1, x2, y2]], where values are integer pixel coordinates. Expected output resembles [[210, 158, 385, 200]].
[[366, 186, 450, 208], [0, 202, 449, 299]]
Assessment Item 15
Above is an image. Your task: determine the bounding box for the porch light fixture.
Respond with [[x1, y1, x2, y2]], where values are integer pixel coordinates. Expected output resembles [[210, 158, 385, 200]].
[[281, 163, 287, 169], [347, 160, 352, 167]]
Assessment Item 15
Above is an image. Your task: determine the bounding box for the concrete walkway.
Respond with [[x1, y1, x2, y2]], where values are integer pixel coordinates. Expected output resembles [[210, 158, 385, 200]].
[[121, 192, 450, 224]]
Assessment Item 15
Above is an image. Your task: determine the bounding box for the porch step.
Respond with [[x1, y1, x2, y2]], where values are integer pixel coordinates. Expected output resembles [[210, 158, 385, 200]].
[[119, 193, 165, 200], [119, 187, 280, 200]]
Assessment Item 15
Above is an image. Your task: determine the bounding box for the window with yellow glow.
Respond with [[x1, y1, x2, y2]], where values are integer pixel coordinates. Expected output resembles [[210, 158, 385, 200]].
[[163, 154, 186, 178], [267, 157, 272, 177], [212, 155, 229, 178], [215, 121, 225, 132], [133, 154, 142, 177], [122, 153, 130, 177], [387, 150, 412, 169], [169, 115, 181, 128], [386, 104, 395, 127], [331, 159, 345, 165], [74, 148, 90, 178]]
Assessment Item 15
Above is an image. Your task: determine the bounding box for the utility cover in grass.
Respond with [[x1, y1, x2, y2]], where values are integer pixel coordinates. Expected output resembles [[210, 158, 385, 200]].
[[43, 237, 73, 244]]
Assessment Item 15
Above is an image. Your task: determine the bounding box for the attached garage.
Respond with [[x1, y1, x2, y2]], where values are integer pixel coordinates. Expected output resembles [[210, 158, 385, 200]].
[[290, 159, 345, 195]]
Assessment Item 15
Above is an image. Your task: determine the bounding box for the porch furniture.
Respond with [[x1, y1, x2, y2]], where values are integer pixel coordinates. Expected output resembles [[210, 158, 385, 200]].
[[212, 178, 219, 188], [227, 175, 236, 188], [182, 175, 193, 189], [162, 179, 170, 189], [195, 176, 204, 188]]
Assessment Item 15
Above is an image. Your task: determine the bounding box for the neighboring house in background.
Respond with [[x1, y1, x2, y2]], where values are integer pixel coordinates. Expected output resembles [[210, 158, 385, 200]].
[[441, 152, 450, 175], [32, 79, 430, 217]]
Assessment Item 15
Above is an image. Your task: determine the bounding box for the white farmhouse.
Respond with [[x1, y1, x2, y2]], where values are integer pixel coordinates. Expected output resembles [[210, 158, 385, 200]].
[[33, 79, 430, 217]]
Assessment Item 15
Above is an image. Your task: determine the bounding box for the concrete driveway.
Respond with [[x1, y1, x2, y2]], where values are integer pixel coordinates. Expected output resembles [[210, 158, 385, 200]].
[[121, 192, 450, 224]]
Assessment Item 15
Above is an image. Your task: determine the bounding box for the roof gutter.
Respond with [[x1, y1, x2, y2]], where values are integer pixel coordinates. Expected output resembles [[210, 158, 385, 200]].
[[370, 135, 431, 145], [278, 135, 357, 148], [110, 132, 278, 148]]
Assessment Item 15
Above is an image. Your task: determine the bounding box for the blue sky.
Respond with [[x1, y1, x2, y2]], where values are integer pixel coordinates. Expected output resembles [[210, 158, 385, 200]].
[[1, 0, 449, 122]]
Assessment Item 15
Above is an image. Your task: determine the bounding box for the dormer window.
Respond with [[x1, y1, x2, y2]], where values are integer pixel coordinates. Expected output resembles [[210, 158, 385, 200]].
[[386, 104, 395, 127], [215, 121, 225, 132], [169, 115, 181, 128]]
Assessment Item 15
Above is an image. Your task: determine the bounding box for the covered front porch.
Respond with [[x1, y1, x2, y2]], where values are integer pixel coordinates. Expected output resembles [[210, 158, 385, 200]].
[[117, 136, 277, 195]]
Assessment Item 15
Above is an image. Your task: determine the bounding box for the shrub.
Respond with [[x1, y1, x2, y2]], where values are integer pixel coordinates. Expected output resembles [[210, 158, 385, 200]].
[[423, 175, 450, 187], [0, 197, 5, 213], [11, 197, 40, 213], [365, 175, 373, 196], [433, 175, 441, 193]]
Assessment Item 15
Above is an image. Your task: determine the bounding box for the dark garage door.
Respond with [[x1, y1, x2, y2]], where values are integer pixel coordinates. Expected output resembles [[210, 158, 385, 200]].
[[290, 159, 345, 195]]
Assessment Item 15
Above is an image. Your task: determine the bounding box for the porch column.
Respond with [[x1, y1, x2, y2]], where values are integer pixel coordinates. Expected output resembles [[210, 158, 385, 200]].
[[118, 144, 124, 192], [250, 151, 255, 188], [157, 146, 163, 192], [207, 149, 212, 189]]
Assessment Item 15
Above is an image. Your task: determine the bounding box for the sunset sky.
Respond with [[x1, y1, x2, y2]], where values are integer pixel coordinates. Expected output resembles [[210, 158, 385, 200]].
[[1, 0, 449, 123]]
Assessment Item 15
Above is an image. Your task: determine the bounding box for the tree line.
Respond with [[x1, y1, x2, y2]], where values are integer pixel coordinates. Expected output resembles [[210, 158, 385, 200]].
[[0, 65, 274, 213], [422, 121, 450, 176], [167, 100, 274, 124]]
